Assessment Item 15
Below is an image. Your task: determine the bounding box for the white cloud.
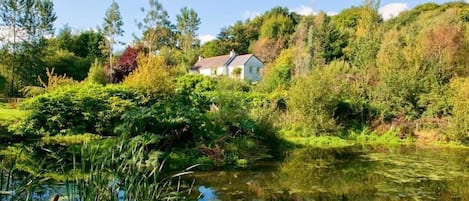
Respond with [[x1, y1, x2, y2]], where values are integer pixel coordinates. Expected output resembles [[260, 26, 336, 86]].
[[293, 5, 316, 16], [242, 10, 261, 20], [379, 3, 408, 20], [326, 11, 338, 16], [198, 34, 216, 44], [292, 5, 337, 16]]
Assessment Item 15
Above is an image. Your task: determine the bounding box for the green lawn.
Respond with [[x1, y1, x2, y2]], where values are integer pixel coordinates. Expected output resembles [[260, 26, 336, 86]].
[[0, 103, 25, 125]]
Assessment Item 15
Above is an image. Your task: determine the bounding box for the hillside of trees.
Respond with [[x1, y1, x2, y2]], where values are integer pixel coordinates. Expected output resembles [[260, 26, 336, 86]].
[[1, 0, 469, 146]]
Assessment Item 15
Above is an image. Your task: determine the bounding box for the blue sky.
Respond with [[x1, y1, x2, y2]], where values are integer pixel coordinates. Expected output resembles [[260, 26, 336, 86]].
[[52, 0, 463, 50]]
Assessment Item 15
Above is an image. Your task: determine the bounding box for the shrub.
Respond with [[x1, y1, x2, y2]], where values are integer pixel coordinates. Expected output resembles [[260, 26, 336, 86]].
[[115, 95, 205, 148], [86, 60, 107, 85], [447, 78, 469, 143], [11, 84, 143, 137], [123, 55, 178, 94], [287, 61, 364, 136], [21, 68, 78, 97]]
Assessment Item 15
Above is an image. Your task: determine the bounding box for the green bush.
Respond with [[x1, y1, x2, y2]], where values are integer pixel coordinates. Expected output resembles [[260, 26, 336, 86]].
[[86, 60, 107, 85], [11, 84, 143, 137], [287, 61, 365, 136], [115, 95, 206, 147], [447, 78, 469, 143]]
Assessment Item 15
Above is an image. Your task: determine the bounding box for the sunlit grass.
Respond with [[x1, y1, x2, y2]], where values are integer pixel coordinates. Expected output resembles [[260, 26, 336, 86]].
[[346, 127, 412, 145], [0, 103, 25, 125], [41, 133, 102, 145], [283, 136, 353, 148]]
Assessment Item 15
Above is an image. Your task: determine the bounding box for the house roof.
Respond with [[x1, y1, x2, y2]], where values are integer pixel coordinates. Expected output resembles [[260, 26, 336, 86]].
[[229, 54, 254, 67], [192, 55, 231, 70], [192, 53, 261, 70]]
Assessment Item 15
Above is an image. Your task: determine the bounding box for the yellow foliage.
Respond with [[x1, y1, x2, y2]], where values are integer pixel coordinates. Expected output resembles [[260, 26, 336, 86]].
[[123, 55, 178, 94]]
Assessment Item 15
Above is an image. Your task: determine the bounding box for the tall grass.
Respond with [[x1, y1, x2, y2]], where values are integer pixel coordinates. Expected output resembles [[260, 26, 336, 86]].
[[70, 136, 197, 201], [346, 127, 411, 145], [0, 135, 197, 201]]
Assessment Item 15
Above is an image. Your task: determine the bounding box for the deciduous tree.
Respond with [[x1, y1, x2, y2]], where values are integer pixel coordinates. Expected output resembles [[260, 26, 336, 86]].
[[102, 1, 124, 70], [176, 7, 200, 64]]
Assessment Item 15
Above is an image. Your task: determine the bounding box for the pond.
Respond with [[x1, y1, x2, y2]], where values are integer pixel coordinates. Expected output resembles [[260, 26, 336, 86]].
[[1, 144, 469, 200], [193, 145, 469, 200]]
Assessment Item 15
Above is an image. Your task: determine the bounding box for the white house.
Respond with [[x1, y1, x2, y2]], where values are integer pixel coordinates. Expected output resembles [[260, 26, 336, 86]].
[[191, 50, 264, 82]]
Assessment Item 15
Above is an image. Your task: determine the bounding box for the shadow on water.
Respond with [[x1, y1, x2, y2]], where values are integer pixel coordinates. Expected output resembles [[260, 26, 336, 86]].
[[192, 145, 469, 201]]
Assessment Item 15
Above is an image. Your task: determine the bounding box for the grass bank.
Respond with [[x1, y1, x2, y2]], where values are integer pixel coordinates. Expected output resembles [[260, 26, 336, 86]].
[[0, 103, 25, 140]]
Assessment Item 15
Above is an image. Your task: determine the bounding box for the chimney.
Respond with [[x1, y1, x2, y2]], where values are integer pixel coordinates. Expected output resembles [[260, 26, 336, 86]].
[[230, 49, 236, 57], [198, 55, 203, 62]]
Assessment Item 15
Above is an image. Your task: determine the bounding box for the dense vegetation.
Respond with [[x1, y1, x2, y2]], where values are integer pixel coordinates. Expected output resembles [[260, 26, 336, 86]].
[[1, 0, 469, 200]]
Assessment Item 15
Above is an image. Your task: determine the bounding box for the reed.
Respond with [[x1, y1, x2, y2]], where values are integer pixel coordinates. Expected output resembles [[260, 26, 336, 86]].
[[0, 136, 197, 201], [68, 136, 196, 201]]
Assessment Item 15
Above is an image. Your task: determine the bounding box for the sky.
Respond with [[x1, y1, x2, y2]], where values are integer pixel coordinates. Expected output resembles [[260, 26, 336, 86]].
[[52, 0, 466, 50]]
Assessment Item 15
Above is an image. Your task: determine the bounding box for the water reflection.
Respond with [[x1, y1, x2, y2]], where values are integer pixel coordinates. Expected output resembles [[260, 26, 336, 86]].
[[192, 145, 469, 200], [2, 143, 469, 200], [198, 186, 217, 201]]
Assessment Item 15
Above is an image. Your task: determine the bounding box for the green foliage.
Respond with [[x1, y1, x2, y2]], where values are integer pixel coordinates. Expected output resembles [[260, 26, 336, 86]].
[[283, 135, 353, 148], [86, 60, 107, 85], [137, 0, 174, 52], [259, 13, 296, 39], [260, 49, 294, 91], [175, 74, 216, 95], [21, 68, 78, 97], [216, 21, 259, 55], [115, 96, 204, 148], [176, 7, 201, 64], [44, 50, 90, 81], [12, 84, 142, 137], [200, 40, 226, 57], [41, 133, 102, 145], [346, 127, 407, 145], [0, 0, 57, 96], [0, 103, 25, 127], [448, 78, 469, 143], [103, 1, 124, 69], [0, 74, 5, 93], [287, 61, 363, 136]]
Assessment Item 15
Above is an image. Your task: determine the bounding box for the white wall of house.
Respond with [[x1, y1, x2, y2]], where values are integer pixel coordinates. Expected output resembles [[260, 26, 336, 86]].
[[199, 68, 213, 77], [228, 66, 244, 80], [242, 57, 263, 82], [195, 56, 263, 81]]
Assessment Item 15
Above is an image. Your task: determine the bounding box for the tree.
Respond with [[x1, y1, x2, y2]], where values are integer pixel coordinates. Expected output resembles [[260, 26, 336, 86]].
[[0, 74, 6, 93], [176, 7, 200, 63], [0, 0, 57, 95], [123, 55, 176, 94], [200, 40, 226, 57], [103, 1, 124, 70], [55, 25, 73, 51], [86, 60, 107, 85], [216, 21, 259, 55], [72, 30, 106, 59], [106, 46, 144, 83], [137, 0, 174, 53]]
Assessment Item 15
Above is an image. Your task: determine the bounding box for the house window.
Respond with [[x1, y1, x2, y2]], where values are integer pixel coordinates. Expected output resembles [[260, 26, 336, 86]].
[[256, 67, 260, 74], [249, 66, 253, 73]]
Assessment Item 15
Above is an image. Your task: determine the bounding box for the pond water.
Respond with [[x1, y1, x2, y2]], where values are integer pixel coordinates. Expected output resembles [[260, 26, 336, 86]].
[[1, 144, 469, 200], [193, 145, 469, 201]]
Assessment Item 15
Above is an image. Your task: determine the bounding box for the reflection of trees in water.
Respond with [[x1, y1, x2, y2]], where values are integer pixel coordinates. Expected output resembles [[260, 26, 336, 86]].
[[263, 146, 469, 200], [266, 147, 378, 200], [192, 146, 469, 200], [3, 144, 469, 200]]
